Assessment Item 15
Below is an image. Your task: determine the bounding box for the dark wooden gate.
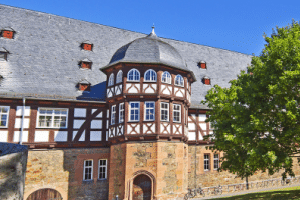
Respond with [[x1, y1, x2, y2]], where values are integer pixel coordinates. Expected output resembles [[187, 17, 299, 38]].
[[27, 188, 63, 200], [132, 174, 151, 200]]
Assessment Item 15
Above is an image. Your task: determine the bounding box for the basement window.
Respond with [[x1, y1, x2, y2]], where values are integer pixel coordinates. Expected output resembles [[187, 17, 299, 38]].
[[1, 28, 15, 39], [80, 58, 92, 69], [81, 41, 93, 51], [198, 61, 206, 69]]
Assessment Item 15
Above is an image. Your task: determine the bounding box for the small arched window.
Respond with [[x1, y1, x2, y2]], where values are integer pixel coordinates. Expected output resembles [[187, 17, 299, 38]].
[[175, 75, 184, 87], [108, 73, 114, 86], [116, 70, 123, 83], [162, 71, 171, 84], [144, 69, 157, 82], [127, 69, 140, 81]]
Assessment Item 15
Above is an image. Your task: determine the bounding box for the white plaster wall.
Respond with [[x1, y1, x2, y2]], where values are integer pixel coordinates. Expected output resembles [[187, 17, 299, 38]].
[[188, 132, 196, 140], [90, 131, 102, 141], [73, 120, 85, 129], [0, 131, 8, 142], [16, 106, 30, 116], [74, 108, 86, 117], [198, 114, 206, 122], [54, 131, 68, 142], [188, 123, 195, 130], [73, 130, 85, 141], [199, 133, 203, 140], [91, 120, 102, 129], [92, 109, 103, 118], [34, 131, 49, 142], [15, 118, 30, 129], [199, 123, 207, 131], [13, 131, 28, 142]]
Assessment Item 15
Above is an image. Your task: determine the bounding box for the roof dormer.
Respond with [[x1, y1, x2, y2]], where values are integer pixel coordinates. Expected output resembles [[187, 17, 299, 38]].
[[81, 41, 93, 51], [78, 80, 91, 91], [1, 28, 15, 39], [0, 48, 9, 61], [80, 58, 92, 69]]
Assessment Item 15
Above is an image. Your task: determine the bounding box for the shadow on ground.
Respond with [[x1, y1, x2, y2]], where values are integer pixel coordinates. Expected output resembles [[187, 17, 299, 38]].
[[210, 189, 300, 200]]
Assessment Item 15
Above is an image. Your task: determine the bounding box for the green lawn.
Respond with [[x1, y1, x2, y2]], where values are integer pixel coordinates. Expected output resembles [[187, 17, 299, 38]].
[[208, 186, 300, 200]]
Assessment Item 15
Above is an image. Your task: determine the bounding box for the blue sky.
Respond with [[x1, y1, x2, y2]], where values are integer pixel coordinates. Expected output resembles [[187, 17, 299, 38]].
[[1, 0, 299, 56]]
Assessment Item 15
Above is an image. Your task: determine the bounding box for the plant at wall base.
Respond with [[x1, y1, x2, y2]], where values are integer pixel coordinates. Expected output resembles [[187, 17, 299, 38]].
[[203, 20, 300, 189]]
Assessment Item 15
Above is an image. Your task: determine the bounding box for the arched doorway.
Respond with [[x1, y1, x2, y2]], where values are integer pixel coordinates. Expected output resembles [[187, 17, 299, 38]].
[[26, 188, 63, 200], [132, 174, 152, 200]]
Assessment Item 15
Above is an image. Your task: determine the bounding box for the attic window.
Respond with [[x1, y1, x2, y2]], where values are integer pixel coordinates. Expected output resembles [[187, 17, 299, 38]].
[[0, 48, 8, 61], [1, 28, 15, 39], [80, 59, 92, 69], [202, 76, 210, 85], [198, 61, 206, 69], [79, 80, 91, 91], [81, 41, 93, 51]]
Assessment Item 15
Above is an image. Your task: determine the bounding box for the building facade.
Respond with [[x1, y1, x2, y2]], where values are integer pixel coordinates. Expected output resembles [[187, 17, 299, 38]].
[[1, 4, 297, 200]]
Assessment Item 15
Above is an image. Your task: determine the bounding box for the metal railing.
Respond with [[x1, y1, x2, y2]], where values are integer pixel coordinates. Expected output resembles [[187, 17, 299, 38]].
[[185, 175, 300, 199]]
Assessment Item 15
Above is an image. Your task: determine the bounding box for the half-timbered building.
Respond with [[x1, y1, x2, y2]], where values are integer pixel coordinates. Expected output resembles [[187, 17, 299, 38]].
[[2, 4, 295, 200]]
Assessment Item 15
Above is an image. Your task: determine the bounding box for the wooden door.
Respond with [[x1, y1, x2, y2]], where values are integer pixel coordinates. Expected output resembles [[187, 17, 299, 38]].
[[132, 174, 151, 200], [27, 188, 63, 200]]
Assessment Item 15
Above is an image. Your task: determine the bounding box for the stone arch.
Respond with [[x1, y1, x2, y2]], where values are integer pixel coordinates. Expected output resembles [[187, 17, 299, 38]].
[[24, 186, 67, 200], [127, 170, 156, 200]]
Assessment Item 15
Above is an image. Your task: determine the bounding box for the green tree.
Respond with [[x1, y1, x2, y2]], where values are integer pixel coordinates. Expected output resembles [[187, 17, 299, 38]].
[[203, 20, 300, 189]]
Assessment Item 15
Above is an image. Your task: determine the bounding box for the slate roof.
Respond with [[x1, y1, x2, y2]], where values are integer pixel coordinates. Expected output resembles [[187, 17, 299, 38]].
[[0, 4, 253, 104]]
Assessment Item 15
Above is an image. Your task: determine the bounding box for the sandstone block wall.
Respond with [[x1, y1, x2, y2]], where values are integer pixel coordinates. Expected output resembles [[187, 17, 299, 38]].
[[188, 145, 300, 188], [24, 147, 110, 200], [0, 142, 28, 200]]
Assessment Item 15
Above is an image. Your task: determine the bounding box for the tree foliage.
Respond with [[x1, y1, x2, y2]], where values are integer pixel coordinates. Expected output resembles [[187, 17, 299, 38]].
[[203, 20, 300, 182]]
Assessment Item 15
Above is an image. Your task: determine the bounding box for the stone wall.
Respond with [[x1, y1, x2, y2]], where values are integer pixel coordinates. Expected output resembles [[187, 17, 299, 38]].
[[188, 145, 300, 188], [0, 142, 28, 200], [24, 147, 110, 200]]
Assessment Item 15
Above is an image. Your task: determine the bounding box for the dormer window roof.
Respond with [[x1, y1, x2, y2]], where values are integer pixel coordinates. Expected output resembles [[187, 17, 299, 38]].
[[78, 80, 91, 91], [80, 58, 92, 69], [81, 41, 93, 51], [0, 48, 8, 61], [198, 61, 206, 69], [202, 76, 210, 85], [1, 28, 15, 39]]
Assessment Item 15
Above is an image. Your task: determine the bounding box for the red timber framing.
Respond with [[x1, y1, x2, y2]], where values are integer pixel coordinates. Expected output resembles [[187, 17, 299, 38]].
[[187, 108, 213, 145], [101, 63, 195, 144], [0, 97, 108, 149]]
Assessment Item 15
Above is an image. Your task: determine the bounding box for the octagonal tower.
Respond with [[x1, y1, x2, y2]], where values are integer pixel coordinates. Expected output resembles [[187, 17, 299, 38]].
[[100, 28, 196, 200]]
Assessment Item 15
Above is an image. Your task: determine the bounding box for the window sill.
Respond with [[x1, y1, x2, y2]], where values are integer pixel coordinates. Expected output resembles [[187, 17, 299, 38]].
[[97, 178, 107, 181], [173, 121, 181, 124], [128, 121, 140, 123], [83, 179, 93, 182], [0, 126, 8, 128], [174, 85, 184, 88], [161, 120, 169, 123], [144, 120, 155, 122], [127, 81, 140, 83], [36, 127, 68, 129], [143, 81, 157, 83]]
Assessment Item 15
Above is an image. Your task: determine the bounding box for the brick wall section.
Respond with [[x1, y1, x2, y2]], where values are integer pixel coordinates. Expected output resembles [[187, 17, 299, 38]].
[[24, 147, 110, 200], [188, 145, 300, 188]]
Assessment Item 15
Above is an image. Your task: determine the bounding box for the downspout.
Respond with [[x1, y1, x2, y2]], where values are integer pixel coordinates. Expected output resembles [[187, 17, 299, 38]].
[[19, 97, 26, 145]]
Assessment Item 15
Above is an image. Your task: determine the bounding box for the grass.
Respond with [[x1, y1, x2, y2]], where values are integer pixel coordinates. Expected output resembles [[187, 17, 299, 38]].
[[207, 186, 300, 200]]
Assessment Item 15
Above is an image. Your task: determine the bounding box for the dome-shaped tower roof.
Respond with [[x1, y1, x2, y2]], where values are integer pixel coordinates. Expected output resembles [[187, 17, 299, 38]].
[[101, 28, 195, 80]]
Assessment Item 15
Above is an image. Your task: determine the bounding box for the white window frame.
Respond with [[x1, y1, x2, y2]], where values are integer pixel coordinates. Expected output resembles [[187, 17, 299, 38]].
[[36, 108, 68, 129], [204, 154, 210, 171], [83, 160, 93, 181], [119, 103, 124, 123], [144, 101, 155, 121], [160, 102, 169, 122], [0, 106, 10, 128], [161, 71, 171, 84], [129, 102, 140, 122], [98, 159, 107, 180], [108, 73, 114, 86], [116, 70, 123, 84], [173, 104, 181, 123], [175, 74, 184, 87], [111, 105, 116, 125], [144, 69, 157, 82], [127, 68, 140, 82], [214, 154, 219, 170]]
